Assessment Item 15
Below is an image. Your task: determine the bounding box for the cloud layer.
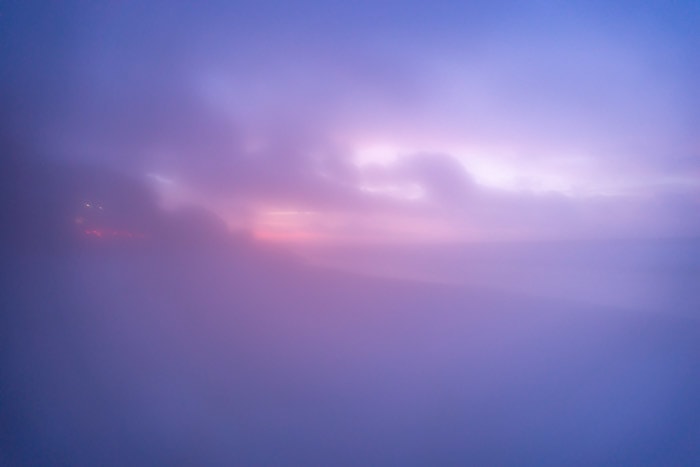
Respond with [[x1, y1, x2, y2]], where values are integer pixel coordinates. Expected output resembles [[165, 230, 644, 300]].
[[2, 0, 699, 241]]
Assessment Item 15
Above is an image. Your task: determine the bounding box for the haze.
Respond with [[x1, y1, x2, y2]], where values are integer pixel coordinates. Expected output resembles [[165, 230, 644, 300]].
[[1, 1, 699, 465]]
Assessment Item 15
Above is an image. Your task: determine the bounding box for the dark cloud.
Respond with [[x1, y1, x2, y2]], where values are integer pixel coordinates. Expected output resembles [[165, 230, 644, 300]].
[[0, 146, 250, 253]]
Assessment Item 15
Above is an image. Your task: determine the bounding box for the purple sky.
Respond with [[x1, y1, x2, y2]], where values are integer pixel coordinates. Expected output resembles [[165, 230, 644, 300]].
[[3, 5, 700, 464], [2, 0, 699, 242]]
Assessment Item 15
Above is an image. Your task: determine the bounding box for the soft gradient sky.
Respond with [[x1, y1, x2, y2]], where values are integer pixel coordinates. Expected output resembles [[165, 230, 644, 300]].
[[4, 5, 700, 465], [2, 0, 699, 242]]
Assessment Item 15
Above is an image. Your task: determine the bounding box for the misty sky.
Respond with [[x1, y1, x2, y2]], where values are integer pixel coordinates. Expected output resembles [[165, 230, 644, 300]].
[[4, 4, 700, 465], [2, 0, 699, 242]]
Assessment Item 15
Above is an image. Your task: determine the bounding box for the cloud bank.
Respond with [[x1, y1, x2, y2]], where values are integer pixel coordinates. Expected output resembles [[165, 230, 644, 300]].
[[1, 0, 699, 241]]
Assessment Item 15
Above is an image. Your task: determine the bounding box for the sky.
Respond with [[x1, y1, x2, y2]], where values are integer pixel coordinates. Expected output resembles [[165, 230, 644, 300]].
[[3, 4, 700, 464], [2, 0, 699, 243]]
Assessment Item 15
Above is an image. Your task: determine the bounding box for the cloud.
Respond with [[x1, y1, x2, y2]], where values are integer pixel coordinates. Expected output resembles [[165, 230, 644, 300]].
[[2, 0, 699, 241], [395, 152, 476, 205]]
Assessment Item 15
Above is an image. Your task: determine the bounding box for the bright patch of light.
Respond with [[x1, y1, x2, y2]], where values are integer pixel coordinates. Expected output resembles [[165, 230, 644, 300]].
[[353, 144, 402, 167], [456, 156, 519, 190], [456, 154, 578, 194], [255, 209, 317, 241], [360, 183, 426, 200], [451, 149, 614, 196], [353, 143, 598, 196]]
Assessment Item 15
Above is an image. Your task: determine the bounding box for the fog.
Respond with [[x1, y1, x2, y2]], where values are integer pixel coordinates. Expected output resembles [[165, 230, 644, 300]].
[[296, 238, 700, 313], [2, 1, 700, 465], [1, 154, 699, 466]]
